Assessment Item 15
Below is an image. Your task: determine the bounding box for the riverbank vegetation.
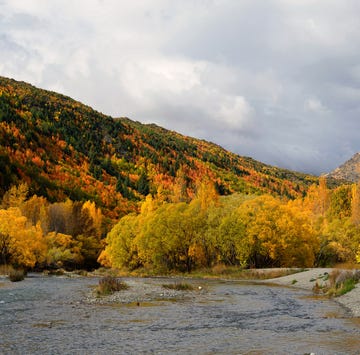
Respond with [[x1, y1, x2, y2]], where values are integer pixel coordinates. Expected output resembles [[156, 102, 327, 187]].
[[322, 269, 360, 297], [100, 178, 360, 273], [8, 269, 25, 282], [96, 276, 129, 296], [0, 183, 104, 270], [1, 177, 360, 274]]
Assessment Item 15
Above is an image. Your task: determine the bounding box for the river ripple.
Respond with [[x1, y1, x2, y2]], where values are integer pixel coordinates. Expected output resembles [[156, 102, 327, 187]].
[[0, 274, 359, 355]]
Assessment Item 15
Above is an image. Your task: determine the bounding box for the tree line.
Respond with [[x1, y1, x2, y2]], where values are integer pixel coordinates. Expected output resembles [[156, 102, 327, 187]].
[[100, 178, 360, 272], [0, 183, 104, 270], [2, 177, 360, 272]]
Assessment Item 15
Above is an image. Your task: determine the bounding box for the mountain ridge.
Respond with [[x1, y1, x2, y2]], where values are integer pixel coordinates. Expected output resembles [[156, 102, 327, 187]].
[[326, 152, 360, 183]]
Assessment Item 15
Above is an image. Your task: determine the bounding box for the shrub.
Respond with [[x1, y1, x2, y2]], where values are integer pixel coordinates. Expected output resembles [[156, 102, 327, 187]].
[[0, 265, 14, 276], [326, 269, 358, 297], [97, 276, 128, 296], [47, 268, 65, 276], [8, 269, 25, 282], [162, 282, 194, 291]]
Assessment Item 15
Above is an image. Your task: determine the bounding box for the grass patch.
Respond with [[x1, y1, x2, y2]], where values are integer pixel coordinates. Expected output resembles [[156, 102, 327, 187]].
[[162, 282, 194, 291], [93, 265, 305, 281], [335, 278, 356, 296], [0, 265, 14, 276], [191, 265, 305, 280], [326, 269, 359, 297], [315, 269, 360, 297], [8, 269, 25, 282], [96, 276, 129, 296]]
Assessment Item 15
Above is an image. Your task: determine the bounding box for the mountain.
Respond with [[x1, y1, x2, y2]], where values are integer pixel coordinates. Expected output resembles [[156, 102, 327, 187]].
[[326, 152, 360, 183], [0, 76, 319, 218]]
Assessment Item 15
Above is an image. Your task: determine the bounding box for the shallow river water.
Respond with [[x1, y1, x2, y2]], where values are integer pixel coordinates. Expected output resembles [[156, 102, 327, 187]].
[[0, 274, 360, 355]]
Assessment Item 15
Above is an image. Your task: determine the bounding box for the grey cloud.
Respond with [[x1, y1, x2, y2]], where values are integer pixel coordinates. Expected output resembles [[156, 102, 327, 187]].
[[0, 0, 360, 175]]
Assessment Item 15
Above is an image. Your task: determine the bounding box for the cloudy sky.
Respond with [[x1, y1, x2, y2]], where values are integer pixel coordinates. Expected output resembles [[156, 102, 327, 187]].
[[1, 0, 360, 175]]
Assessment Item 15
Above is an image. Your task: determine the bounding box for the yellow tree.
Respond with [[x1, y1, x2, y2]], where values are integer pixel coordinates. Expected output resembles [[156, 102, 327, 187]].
[[45, 231, 83, 268], [135, 201, 202, 272], [0, 207, 46, 268], [20, 195, 49, 227], [351, 182, 360, 225], [82, 200, 103, 237], [1, 183, 29, 209], [98, 214, 140, 269], [302, 177, 330, 218], [238, 195, 319, 268]]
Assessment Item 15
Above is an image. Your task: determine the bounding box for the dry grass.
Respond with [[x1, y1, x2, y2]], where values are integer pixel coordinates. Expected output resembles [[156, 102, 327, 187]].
[[92, 265, 304, 281], [333, 262, 360, 270], [96, 276, 129, 296], [8, 269, 25, 282], [162, 282, 194, 291], [191, 265, 304, 280], [315, 269, 360, 297], [0, 265, 14, 276]]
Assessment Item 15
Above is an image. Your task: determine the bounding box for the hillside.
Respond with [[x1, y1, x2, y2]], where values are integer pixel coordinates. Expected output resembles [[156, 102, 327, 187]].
[[326, 152, 360, 183], [0, 76, 319, 219]]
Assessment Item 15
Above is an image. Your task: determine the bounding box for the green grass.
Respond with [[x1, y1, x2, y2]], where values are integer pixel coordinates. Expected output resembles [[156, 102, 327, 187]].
[[320, 269, 359, 297], [336, 278, 356, 296]]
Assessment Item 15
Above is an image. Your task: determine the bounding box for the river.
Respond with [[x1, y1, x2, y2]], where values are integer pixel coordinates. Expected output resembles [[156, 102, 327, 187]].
[[0, 274, 359, 354]]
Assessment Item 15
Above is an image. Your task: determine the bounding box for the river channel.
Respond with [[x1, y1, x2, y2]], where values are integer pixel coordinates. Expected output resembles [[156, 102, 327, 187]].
[[0, 274, 359, 354]]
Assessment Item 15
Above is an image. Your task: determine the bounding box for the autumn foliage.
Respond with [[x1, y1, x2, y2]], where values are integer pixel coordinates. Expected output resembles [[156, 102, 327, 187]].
[[0, 183, 104, 269], [0, 76, 319, 221], [1, 76, 360, 272], [99, 178, 360, 272]]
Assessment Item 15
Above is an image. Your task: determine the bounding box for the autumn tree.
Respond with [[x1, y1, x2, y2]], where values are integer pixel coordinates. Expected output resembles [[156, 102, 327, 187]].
[[351, 182, 360, 225], [98, 214, 140, 269], [44, 231, 83, 268], [238, 195, 319, 268], [1, 182, 29, 209], [0, 207, 46, 268]]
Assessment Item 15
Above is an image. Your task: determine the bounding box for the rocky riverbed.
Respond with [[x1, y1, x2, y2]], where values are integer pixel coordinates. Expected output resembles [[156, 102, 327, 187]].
[[1, 272, 360, 354], [83, 277, 207, 305], [261, 268, 360, 317]]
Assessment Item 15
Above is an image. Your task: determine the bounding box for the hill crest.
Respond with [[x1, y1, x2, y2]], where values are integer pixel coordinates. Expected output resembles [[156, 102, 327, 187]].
[[326, 152, 360, 183]]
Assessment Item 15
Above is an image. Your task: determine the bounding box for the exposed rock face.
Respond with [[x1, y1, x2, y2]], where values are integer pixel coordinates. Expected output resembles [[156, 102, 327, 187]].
[[327, 153, 360, 182]]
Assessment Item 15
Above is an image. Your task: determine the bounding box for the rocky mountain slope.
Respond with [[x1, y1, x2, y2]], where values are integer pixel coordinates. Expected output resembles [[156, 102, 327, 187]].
[[327, 152, 360, 183]]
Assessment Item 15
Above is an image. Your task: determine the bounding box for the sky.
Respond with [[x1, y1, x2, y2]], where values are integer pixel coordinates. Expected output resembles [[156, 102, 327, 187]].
[[1, 0, 360, 175]]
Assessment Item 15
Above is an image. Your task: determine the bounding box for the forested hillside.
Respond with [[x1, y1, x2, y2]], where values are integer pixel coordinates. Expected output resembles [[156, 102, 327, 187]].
[[2, 76, 357, 273], [0, 76, 318, 220]]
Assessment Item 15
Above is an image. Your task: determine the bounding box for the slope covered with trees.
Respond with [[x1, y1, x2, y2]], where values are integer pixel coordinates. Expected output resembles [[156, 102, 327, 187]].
[[0, 76, 319, 221], [2, 76, 354, 272]]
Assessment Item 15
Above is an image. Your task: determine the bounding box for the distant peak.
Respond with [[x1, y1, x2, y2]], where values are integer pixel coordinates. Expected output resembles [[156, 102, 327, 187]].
[[327, 152, 360, 182]]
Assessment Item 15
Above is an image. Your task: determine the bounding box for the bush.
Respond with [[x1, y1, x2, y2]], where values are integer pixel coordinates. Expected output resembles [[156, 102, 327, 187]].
[[8, 269, 25, 282], [97, 276, 128, 296], [162, 282, 194, 291], [0, 265, 14, 276], [325, 269, 358, 297]]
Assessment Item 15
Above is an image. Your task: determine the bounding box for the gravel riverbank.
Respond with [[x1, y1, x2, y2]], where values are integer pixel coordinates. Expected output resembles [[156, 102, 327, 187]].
[[262, 268, 360, 317], [84, 277, 207, 305]]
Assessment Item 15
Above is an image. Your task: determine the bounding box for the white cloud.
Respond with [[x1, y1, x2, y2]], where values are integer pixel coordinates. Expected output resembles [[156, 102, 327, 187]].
[[304, 98, 329, 114]]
